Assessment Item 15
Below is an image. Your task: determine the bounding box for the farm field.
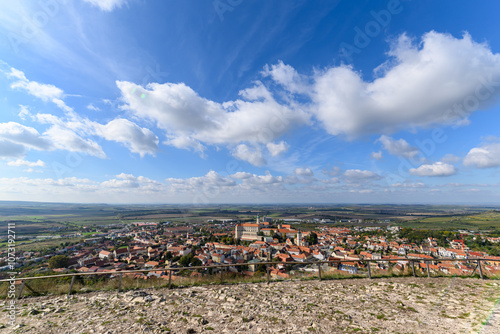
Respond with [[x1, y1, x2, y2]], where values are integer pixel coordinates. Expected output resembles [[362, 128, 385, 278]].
[[1, 202, 500, 239]]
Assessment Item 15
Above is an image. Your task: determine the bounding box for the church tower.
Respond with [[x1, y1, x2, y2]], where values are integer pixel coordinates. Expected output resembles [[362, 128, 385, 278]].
[[235, 224, 243, 240], [296, 230, 303, 246]]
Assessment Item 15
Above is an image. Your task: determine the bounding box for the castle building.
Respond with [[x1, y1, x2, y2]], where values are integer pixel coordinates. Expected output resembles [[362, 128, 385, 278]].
[[235, 216, 264, 241]]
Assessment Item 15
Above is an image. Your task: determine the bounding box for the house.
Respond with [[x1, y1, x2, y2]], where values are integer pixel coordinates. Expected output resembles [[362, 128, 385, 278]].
[[114, 247, 130, 259], [144, 261, 159, 268], [291, 253, 308, 262], [312, 251, 326, 261], [99, 250, 112, 260]]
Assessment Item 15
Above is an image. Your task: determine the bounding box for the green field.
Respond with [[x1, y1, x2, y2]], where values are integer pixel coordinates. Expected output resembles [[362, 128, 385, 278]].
[[1, 202, 500, 239], [399, 211, 500, 230]]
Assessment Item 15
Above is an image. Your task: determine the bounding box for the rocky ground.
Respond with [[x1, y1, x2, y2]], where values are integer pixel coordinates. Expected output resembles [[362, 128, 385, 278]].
[[1, 277, 499, 333]]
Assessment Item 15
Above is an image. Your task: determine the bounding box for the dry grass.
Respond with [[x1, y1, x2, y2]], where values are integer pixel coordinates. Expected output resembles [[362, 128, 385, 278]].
[[1, 267, 498, 299]]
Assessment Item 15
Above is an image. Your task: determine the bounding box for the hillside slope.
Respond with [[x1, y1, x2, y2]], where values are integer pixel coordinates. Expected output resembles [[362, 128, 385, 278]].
[[2, 277, 499, 333]]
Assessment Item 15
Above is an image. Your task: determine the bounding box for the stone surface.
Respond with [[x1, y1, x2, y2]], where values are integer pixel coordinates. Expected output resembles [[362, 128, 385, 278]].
[[1, 277, 499, 333]]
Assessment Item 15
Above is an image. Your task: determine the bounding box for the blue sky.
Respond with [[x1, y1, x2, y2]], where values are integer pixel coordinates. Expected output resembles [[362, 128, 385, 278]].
[[1, 0, 500, 204]]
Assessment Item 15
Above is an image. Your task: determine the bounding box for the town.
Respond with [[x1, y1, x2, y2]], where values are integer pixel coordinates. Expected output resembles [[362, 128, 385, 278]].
[[3, 214, 500, 285]]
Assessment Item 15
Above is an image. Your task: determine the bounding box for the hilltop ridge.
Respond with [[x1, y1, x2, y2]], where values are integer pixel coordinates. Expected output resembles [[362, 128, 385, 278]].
[[2, 277, 499, 333]]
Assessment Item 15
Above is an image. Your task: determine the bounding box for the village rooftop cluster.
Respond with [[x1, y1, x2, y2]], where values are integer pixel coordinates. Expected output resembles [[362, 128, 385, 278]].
[[2, 217, 500, 282]]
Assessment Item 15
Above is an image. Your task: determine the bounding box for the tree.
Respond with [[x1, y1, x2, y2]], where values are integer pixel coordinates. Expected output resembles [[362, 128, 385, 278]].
[[179, 253, 194, 267], [308, 232, 318, 245], [165, 251, 173, 260], [191, 257, 202, 267], [48, 255, 69, 269]]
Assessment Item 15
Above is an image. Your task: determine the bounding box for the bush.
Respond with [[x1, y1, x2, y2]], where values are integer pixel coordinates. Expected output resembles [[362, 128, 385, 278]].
[[48, 255, 69, 269]]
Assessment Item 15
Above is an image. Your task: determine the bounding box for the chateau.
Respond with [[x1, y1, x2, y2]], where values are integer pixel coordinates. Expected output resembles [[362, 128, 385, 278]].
[[235, 216, 308, 246]]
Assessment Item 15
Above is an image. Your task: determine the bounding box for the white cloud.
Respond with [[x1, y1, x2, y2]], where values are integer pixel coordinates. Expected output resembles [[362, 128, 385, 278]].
[[34, 111, 158, 157], [7, 159, 45, 167], [97, 119, 159, 157], [464, 140, 500, 168], [112, 31, 500, 166], [230, 172, 252, 179], [0, 122, 52, 151], [266, 141, 289, 156], [82, 0, 127, 11], [262, 60, 309, 94], [166, 170, 236, 192], [391, 182, 426, 188], [294, 167, 313, 176], [18, 105, 30, 121], [0, 120, 106, 158], [116, 80, 309, 156], [409, 162, 457, 176], [0, 140, 25, 157], [102, 173, 162, 191], [371, 151, 383, 160], [285, 167, 315, 185], [343, 169, 382, 182], [240, 171, 283, 186], [232, 144, 266, 166], [265, 31, 500, 137], [351, 189, 373, 194], [86, 103, 100, 111], [377, 135, 419, 158], [44, 125, 106, 158], [7, 67, 73, 112], [321, 177, 339, 184]]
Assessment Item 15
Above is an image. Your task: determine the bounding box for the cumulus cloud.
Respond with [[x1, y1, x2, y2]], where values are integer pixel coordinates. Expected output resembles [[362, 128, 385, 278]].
[[284, 167, 315, 185], [7, 67, 73, 112], [230, 172, 252, 179], [0, 122, 53, 158], [0, 140, 25, 157], [44, 125, 106, 158], [266, 141, 289, 156], [409, 162, 457, 176], [240, 171, 283, 186], [102, 173, 162, 191], [232, 144, 266, 166], [262, 60, 309, 94], [111, 31, 500, 165], [3, 66, 156, 158], [377, 135, 419, 158], [87, 103, 100, 111], [116, 80, 309, 156], [343, 169, 382, 182], [166, 170, 236, 192], [371, 151, 383, 160], [391, 182, 426, 188], [7, 159, 45, 167], [294, 167, 313, 176], [97, 119, 159, 157], [82, 0, 127, 11], [464, 140, 500, 168], [33, 111, 158, 157], [18, 105, 30, 121], [263, 32, 500, 138]]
